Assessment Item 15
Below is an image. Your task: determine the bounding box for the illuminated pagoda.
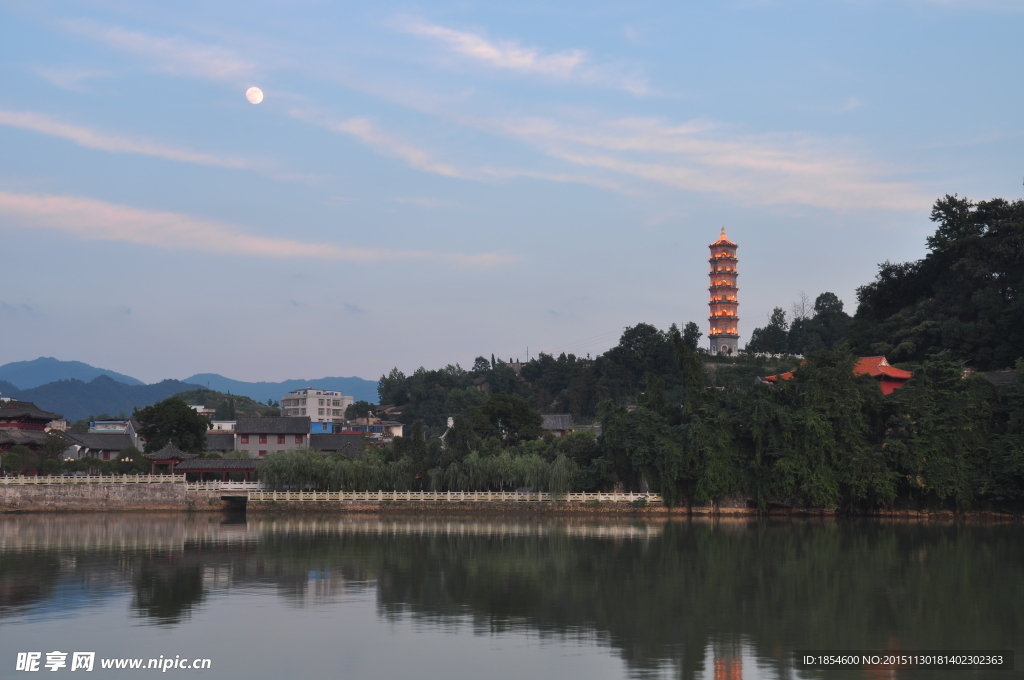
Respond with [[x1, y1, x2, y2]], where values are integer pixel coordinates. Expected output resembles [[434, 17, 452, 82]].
[[708, 227, 739, 355]]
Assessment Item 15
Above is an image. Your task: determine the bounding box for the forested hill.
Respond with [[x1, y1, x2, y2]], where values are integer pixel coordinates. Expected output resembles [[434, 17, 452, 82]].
[[850, 195, 1024, 369], [354, 194, 1023, 513], [746, 195, 1024, 370], [1, 376, 205, 421], [171, 388, 279, 419]]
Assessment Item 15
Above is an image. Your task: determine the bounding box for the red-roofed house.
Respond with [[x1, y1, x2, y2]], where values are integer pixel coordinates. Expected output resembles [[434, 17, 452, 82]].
[[764, 356, 912, 395]]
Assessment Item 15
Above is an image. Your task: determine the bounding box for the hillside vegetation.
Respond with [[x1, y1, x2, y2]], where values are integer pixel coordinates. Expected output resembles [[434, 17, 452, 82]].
[[2, 376, 204, 421], [333, 194, 1023, 512], [173, 388, 280, 418], [746, 195, 1024, 369]]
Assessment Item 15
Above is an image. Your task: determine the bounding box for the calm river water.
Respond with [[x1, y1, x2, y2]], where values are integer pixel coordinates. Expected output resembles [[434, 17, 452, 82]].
[[0, 513, 1021, 680]]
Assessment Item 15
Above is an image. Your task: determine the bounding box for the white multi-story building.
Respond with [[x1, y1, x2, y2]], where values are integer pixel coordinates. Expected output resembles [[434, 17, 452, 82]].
[[280, 388, 354, 425]]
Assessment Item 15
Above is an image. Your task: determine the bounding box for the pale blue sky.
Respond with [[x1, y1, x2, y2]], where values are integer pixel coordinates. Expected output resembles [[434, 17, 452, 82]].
[[0, 0, 1021, 383]]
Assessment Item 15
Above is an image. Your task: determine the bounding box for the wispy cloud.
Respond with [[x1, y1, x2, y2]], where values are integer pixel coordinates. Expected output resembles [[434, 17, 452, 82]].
[[484, 116, 931, 211], [401, 20, 585, 77], [0, 191, 513, 267], [291, 108, 628, 192], [34, 66, 109, 92], [291, 109, 464, 178], [841, 96, 864, 112], [0, 301, 37, 318], [479, 167, 629, 193], [399, 19, 648, 93], [63, 19, 254, 82], [0, 109, 269, 172]]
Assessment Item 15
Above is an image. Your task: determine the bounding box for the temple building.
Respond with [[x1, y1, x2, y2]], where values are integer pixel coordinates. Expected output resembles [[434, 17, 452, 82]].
[[709, 227, 739, 355], [0, 400, 63, 452], [764, 356, 912, 395]]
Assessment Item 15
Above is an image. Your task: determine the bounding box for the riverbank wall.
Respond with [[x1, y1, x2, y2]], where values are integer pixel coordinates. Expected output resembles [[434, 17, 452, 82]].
[[0, 483, 229, 512], [244, 500, 1016, 520], [1, 483, 1018, 519]]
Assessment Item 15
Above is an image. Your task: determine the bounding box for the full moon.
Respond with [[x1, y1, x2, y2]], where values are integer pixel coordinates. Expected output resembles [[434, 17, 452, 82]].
[[245, 87, 264, 105]]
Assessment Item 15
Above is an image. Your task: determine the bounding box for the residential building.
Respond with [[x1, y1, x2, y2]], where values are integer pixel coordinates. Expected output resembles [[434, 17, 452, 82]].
[[0, 400, 63, 452], [342, 417, 403, 441], [234, 417, 310, 458], [280, 388, 353, 425], [308, 433, 365, 458], [209, 420, 236, 432], [189, 405, 216, 418], [541, 414, 573, 437], [63, 433, 135, 461], [88, 418, 144, 449], [205, 432, 235, 453]]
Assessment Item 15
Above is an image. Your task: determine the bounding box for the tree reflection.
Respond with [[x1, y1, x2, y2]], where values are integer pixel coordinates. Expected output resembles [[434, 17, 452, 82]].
[[1, 516, 1022, 679], [132, 559, 205, 624]]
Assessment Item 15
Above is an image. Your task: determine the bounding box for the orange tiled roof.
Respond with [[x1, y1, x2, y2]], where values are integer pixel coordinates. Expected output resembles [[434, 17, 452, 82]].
[[853, 356, 912, 380], [764, 357, 912, 385]]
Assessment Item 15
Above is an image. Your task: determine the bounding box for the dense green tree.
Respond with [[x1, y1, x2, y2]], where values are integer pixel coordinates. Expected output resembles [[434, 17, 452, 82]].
[[41, 431, 70, 459], [747, 307, 790, 354], [851, 194, 1024, 369], [345, 400, 375, 420], [786, 292, 852, 354], [469, 393, 543, 446], [882, 353, 997, 508], [213, 397, 236, 420], [377, 368, 408, 406], [682, 321, 703, 351], [134, 397, 210, 454], [1, 449, 24, 474], [40, 458, 61, 475]]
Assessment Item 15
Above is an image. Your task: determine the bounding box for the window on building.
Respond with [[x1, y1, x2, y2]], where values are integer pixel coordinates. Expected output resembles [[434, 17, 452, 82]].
[[318, 408, 324, 415], [103, 451, 111, 460], [319, 399, 325, 406], [295, 435, 304, 444], [277, 434, 285, 444], [301, 408, 306, 415], [241, 435, 249, 444], [259, 450, 267, 457], [259, 435, 268, 444]]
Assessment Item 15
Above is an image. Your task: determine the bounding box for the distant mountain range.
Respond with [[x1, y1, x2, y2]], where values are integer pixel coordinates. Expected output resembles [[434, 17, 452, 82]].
[[0, 376, 206, 421], [0, 357, 145, 389], [182, 374, 377, 405], [0, 358, 379, 421]]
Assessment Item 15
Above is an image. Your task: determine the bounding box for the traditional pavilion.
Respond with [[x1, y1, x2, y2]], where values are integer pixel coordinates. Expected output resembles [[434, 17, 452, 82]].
[[142, 443, 197, 474], [175, 458, 259, 482], [0, 400, 62, 452], [764, 356, 913, 395], [709, 227, 739, 355]]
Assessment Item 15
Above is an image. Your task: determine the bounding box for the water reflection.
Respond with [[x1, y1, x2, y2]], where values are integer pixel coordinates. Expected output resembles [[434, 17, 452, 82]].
[[1, 514, 1022, 679]]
